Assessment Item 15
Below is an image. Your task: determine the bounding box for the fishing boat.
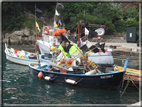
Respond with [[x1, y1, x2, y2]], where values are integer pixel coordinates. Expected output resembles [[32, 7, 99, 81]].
[[4, 43, 52, 66], [29, 49, 129, 90], [114, 65, 141, 86], [36, 25, 62, 55]]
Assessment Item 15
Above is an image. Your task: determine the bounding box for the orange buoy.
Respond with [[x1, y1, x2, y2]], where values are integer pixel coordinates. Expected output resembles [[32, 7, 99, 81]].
[[67, 59, 72, 65], [60, 58, 66, 64], [43, 26, 49, 35], [30, 53, 33, 55], [38, 71, 43, 79], [53, 29, 67, 36]]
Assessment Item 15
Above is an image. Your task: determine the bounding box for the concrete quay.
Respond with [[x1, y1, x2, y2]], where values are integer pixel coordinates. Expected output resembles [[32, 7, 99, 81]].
[[90, 42, 141, 56]]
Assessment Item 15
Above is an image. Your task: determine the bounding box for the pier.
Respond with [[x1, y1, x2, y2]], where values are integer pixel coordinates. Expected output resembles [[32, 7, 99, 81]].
[[91, 42, 141, 56]]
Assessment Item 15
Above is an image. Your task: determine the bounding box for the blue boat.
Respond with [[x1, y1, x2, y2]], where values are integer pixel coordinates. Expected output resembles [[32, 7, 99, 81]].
[[29, 58, 129, 90]]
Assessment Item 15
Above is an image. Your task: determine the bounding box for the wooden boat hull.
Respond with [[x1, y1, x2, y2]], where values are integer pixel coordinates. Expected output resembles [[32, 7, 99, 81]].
[[117, 66, 141, 86], [29, 64, 125, 90]]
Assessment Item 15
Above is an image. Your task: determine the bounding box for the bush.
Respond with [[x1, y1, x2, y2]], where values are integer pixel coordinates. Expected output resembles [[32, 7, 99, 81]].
[[23, 18, 34, 29], [126, 17, 139, 27], [114, 20, 127, 33]]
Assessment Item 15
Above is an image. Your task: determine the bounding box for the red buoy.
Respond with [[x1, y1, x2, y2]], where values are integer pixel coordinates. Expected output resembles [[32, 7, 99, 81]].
[[60, 58, 66, 64], [67, 59, 72, 65]]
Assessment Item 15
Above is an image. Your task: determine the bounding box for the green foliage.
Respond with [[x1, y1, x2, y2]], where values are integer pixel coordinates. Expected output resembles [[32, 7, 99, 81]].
[[23, 18, 34, 29], [2, 2, 139, 35], [125, 8, 138, 18], [62, 3, 123, 34], [2, 2, 25, 31], [126, 18, 139, 27], [114, 20, 127, 33]]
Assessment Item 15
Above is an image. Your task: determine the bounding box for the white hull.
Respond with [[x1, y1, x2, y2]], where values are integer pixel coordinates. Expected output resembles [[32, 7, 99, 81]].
[[37, 40, 52, 55], [37, 36, 60, 55], [5, 52, 38, 66], [4, 43, 44, 66]]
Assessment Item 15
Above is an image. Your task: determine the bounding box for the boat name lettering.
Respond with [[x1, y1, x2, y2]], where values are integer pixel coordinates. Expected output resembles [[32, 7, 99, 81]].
[[101, 75, 113, 79]]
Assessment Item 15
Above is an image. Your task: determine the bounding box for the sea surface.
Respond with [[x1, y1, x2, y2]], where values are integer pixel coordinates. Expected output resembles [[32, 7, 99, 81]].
[[1, 45, 140, 106]]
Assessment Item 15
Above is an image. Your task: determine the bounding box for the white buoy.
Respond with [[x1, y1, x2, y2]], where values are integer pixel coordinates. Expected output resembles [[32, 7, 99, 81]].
[[65, 79, 77, 84], [44, 76, 53, 81], [85, 70, 96, 75]]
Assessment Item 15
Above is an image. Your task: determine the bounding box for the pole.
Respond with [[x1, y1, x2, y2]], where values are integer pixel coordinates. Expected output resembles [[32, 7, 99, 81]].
[[78, 22, 80, 48], [52, 3, 58, 46], [35, 3, 37, 41]]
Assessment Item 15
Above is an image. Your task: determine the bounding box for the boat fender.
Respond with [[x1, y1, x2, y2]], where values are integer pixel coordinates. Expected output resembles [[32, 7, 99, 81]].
[[38, 71, 43, 79], [65, 79, 77, 85], [85, 70, 96, 75], [19, 55, 23, 58], [44, 76, 53, 81]]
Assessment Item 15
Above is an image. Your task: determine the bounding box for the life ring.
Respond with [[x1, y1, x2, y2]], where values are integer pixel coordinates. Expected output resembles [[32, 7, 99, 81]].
[[43, 26, 49, 35]]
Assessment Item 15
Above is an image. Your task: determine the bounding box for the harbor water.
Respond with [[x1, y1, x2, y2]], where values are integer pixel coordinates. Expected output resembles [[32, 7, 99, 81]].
[[1, 45, 140, 105]]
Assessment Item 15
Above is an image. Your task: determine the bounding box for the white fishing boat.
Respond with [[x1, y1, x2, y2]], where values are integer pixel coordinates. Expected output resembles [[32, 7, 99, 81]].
[[4, 43, 52, 66]]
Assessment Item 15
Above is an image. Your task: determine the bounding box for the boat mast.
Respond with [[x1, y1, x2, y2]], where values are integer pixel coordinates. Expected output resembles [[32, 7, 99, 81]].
[[77, 22, 80, 48], [35, 3, 37, 40], [52, 3, 58, 46]]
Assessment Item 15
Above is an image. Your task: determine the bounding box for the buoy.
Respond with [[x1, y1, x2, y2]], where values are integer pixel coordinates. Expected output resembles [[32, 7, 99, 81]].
[[30, 53, 33, 55], [44, 76, 53, 81], [38, 71, 43, 79], [60, 58, 66, 64], [19, 55, 23, 58], [67, 59, 72, 65], [50, 46, 55, 51], [67, 63, 71, 66], [65, 79, 77, 85], [57, 62, 62, 66]]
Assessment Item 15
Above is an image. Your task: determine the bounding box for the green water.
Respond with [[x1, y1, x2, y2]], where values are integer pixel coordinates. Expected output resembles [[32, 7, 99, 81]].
[[1, 45, 140, 106]]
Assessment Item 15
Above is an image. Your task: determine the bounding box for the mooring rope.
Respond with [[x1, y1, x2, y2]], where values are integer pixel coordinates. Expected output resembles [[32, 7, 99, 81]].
[[120, 78, 130, 97], [127, 74, 139, 90]]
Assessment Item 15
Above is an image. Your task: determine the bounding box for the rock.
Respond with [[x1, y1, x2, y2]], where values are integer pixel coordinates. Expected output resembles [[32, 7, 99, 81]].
[[12, 31, 24, 36], [4, 33, 10, 39], [23, 28, 30, 36]]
